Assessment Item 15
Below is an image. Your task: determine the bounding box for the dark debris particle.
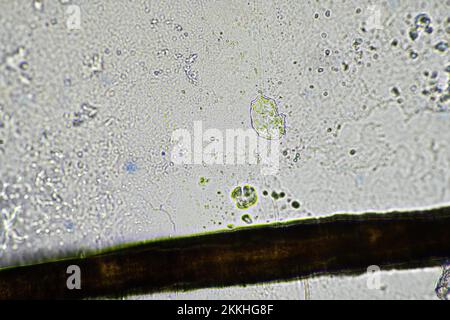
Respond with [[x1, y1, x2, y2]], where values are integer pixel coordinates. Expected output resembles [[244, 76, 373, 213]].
[[415, 13, 431, 28], [435, 41, 448, 52], [409, 29, 419, 41], [271, 191, 279, 200], [391, 87, 401, 97]]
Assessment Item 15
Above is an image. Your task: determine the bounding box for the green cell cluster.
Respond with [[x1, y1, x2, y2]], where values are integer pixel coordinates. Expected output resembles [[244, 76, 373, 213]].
[[230, 185, 258, 210], [250, 95, 286, 140], [199, 176, 209, 186]]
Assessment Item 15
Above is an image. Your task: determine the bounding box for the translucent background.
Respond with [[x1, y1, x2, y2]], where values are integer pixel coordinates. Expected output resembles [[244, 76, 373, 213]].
[[0, 0, 449, 299]]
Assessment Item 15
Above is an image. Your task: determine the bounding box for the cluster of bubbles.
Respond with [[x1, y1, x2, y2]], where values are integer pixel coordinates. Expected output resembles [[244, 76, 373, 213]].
[[0, 176, 29, 257], [406, 13, 449, 112], [183, 53, 199, 84], [147, 14, 199, 85], [81, 53, 104, 79], [66, 102, 99, 128]]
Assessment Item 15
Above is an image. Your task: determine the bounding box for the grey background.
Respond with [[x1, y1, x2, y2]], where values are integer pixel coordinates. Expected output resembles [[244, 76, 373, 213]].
[[0, 0, 449, 299]]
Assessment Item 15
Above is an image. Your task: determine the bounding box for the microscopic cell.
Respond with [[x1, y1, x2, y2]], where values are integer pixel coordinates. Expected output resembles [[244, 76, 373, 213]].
[[291, 201, 300, 209], [250, 95, 286, 140], [435, 264, 450, 300], [199, 176, 209, 186], [410, 51, 418, 59], [241, 213, 253, 224], [434, 41, 448, 53], [414, 13, 431, 30], [409, 13, 433, 42], [230, 185, 258, 210], [409, 29, 419, 41]]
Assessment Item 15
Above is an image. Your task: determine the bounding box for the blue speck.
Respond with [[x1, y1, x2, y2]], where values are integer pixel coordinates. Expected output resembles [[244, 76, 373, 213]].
[[125, 161, 138, 173], [355, 175, 364, 187], [64, 220, 74, 232]]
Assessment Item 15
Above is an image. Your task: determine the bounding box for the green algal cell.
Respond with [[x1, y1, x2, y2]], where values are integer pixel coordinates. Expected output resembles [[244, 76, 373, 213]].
[[230, 185, 258, 210], [241, 213, 253, 224], [250, 95, 286, 140], [271, 191, 279, 200], [199, 177, 209, 186]]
